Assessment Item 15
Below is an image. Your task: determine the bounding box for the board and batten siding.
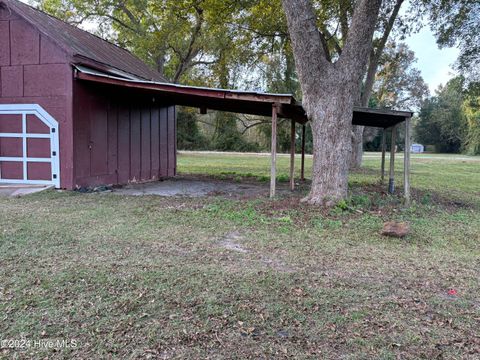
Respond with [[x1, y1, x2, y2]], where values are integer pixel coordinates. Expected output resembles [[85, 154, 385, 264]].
[[72, 82, 176, 188], [0, 6, 74, 188]]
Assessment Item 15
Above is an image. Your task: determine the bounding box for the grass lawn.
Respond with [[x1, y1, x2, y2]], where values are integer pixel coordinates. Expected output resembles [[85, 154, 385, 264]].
[[1, 152, 479, 359]]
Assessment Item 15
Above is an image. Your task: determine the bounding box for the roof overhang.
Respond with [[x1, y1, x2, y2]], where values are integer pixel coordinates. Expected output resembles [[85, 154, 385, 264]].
[[73, 65, 413, 127]]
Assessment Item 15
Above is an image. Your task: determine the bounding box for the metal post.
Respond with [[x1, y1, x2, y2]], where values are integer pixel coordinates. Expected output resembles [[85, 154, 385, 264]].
[[388, 125, 397, 194], [301, 124, 306, 181], [289, 119, 296, 191], [404, 117, 411, 204], [381, 128, 386, 182], [270, 104, 278, 198]]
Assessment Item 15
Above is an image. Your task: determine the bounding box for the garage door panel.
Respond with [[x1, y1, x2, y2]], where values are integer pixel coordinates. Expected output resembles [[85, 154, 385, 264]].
[[27, 162, 51, 180], [27, 138, 51, 158], [0, 104, 59, 187], [0, 114, 22, 133], [0, 161, 23, 179], [0, 137, 22, 157], [27, 114, 50, 134]]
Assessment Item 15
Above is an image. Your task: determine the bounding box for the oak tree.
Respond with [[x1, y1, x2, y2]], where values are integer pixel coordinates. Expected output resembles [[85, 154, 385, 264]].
[[282, 0, 383, 205]]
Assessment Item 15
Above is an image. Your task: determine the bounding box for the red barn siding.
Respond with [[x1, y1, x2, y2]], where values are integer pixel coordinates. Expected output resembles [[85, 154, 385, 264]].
[[150, 108, 160, 177], [129, 107, 141, 181], [107, 102, 118, 176], [10, 19, 40, 65], [73, 82, 176, 188], [140, 108, 151, 181], [0, 21, 10, 66], [24, 64, 69, 96], [40, 36, 67, 64], [117, 104, 130, 184], [159, 107, 168, 176], [0, 10, 73, 188], [1, 66, 23, 96]]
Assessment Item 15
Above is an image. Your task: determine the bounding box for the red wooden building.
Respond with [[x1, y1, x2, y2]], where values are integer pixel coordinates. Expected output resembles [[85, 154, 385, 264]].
[[0, 0, 176, 189]]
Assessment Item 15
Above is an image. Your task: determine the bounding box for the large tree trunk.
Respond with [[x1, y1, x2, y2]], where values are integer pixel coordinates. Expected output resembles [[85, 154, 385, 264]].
[[282, 0, 382, 205], [349, 0, 405, 169], [307, 85, 355, 205], [350, 125, 365, 168]]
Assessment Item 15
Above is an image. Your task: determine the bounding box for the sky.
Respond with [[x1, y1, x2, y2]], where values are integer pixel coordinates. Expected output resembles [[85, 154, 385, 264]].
[[404, 26, 460, 94]]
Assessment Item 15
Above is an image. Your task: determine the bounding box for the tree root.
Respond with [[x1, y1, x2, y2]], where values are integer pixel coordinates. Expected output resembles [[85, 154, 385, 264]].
[[300, 195, 337, 207]]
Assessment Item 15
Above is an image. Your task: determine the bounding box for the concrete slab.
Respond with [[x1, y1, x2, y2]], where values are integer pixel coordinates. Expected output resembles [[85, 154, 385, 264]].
[[0, 184, 52, 197], [113, 176, 292, 198]]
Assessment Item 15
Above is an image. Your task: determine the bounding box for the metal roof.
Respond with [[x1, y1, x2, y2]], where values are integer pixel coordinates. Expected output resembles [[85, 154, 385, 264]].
[[74, 65, 294, 104], [74, 66, 412, 128], [1, 0, 166, 82]]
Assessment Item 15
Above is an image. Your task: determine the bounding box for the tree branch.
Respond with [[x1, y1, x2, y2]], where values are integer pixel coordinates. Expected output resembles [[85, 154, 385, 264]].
[[361, 0, 405, 106], [338, 0, 383, 83], [281, 0, 333, 94], [172, 5, 204, 83]]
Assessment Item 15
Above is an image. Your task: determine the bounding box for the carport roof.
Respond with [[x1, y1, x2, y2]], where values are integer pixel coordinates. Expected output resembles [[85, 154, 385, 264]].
[[74, 65, 413, 128]]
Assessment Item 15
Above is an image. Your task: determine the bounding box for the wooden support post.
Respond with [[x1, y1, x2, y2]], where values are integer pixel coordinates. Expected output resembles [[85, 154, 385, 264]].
[[270, 104, 278, 198], [388, 125, 397, 194], [381, 128, 386, 182], [404, 117, 411, 204], [301, 124, 306, 181], [289, 119, 296, 191]]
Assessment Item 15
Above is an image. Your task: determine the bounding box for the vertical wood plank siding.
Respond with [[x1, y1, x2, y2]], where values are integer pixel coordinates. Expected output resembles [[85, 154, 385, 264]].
[[73, 82, 176, 188]]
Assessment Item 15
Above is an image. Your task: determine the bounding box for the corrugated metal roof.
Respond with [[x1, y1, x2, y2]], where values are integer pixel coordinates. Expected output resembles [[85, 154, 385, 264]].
[[1, 0, 166, 82], [74, 65, 294, 100]]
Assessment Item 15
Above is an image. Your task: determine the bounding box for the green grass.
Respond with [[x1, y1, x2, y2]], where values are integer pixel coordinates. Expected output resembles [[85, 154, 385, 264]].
[[178, 151, 480, 204], [0, 152, 479, 359]]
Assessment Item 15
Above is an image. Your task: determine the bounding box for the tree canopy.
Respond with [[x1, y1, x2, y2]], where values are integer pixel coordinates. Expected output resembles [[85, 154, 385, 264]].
[[423, 0, 480, 82]]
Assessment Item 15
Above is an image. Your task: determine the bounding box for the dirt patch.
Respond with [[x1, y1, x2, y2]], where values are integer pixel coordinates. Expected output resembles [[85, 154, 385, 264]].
[[113, 176, 283, 199], [217, 231, 296, 273], [219, 231, 249, 253]]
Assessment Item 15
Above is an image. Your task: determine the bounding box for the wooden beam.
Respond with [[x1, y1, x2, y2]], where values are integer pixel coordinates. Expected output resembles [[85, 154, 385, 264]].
[[270, 104, 278, 198], [381, 128, 386, 182], [301, 124, 306, 181], [290, 119, 296, 191], [388, 125, 397, 194], [404, 117, 411, 204]]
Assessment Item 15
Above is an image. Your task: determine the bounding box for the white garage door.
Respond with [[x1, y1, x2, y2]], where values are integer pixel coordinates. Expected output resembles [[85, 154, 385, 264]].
[[0, 104, 60, 188]]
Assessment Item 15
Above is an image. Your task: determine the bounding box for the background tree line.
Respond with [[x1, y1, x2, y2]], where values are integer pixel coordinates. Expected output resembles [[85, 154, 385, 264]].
[[416, 78, 480, 154]]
